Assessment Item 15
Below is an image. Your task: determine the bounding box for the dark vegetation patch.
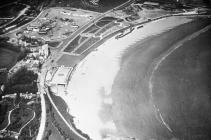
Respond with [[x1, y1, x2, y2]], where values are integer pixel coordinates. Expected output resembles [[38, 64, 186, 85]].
[[49, 91, 74, 125], [47, 41, 61, 48], [79, 36, 89, 44], [49, 90, 90, 139], [56, 54, 80, 67], [0, 37, 28, 64], [0, 104, 9, 129], [64, 36, 80, 53], [7, 108, 34, 132], [19, 100, 41, 140], [82, 25, 100, 34], [44, 94, 85, 140], [3, 67, 38, 95], [0, 3, 26, 18], [96, 17, 118, 27], [47, 0, 128, 13]]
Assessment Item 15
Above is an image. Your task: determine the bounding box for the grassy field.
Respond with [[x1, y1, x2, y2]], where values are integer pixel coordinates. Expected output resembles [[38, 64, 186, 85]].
[[7, 108, 34, 133], [74, 37, 100, 54], [0, 99, 15, 130], [48, 41, 61, 48], [110, 18, 211, 140], [48, 0, 128, 13], [44, 94, 85, 140], [56, 54, 81, 67], [50, 93, 74, 125], [82, 25, 100, 34], [0, 48, 19, 69], [43, 96, 64, 140], [95, 17, 117, 27], [95, 22, 119, 36], [64, 36, 81, 53]]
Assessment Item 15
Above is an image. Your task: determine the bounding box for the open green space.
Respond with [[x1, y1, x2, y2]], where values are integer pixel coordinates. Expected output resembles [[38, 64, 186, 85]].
[[0, 3, 26, 18], [7, 108, 34, 133], [74, 37, 100, 54], [56, 54, 81, 67], [0, 48, 19, 69], [3, 67, 38, 95], [49, 92, 74, 125], [18, 101, 41, 140], [82, 24, 100, 34], [48, 0, 128, 13], [47, 41, 61, 48], [63, 36, 81, 53], [95, 17, 118, 27], [0, 99, 15, 130], [44, 94, 85, 140], [79, 36, 89, 44], [96, 22, 119, 36]]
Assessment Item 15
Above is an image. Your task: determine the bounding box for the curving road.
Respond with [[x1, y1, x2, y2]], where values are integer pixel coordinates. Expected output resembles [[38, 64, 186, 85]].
[[18, 108, 36, 134], [36, 89, 46, 140], [38, 1, 135, 140]]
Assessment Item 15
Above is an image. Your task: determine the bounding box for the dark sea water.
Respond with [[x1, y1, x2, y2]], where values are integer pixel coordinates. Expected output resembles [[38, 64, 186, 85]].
[[152, 28, 211, 140], [111, 18, 211, 140]]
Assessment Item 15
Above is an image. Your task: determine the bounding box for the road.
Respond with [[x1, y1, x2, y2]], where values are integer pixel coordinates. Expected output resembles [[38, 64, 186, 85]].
[[39, 1, 134, 140], [0, 106, 18, 131], [0, 8, 46, 37], [18, 108, 36, 135], [0, 5, 30, 29], [39, 2, 211, 140], [36, 83, 46, 140], [45, 86, 87, 140], [59, 0, 135, 53], [0, 104, 36, 138]]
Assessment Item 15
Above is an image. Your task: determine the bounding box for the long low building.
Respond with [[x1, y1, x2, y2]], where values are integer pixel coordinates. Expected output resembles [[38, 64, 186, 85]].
[[47, 66, 73, 96], [50, 66, 73, 86]]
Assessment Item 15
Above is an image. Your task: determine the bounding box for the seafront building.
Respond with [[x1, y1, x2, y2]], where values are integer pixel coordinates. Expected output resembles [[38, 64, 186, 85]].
[[46, 66, 73, 95]]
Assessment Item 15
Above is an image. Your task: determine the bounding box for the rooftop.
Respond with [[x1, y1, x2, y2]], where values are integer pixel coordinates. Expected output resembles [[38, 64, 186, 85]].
[[50, 66, 73, 85]]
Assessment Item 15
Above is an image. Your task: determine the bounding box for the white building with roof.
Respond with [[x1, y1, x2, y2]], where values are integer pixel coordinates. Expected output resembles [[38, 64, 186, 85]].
[[39, 44, 49, 59], [49, 66, 73, 95]]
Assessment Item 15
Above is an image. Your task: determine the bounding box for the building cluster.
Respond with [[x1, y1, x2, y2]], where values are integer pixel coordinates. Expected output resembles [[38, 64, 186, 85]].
[[24, 44, 49, 70], [7, 43, 49, 73], [36, 19, 57, 35], [113, 0, 189, 23], [113, 3, 143, 22], [0, 130, 19, 140], [8, 34, 44, 47], [22, 10, 84, 41], [2, 93, 17, 99], [1, 92, 38, 100], [20, 92, 38, 99]]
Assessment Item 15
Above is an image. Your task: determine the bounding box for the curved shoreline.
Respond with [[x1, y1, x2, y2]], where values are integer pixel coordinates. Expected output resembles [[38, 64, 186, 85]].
[[63, 16, 196, 140], [148, 24, 211, 134], [109, 18, 211, 139]]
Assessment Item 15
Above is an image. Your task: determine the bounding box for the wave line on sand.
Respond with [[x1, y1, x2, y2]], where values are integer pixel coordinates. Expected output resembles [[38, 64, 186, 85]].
[[65, 17, 193, 140], [149, 24, 211, 133]]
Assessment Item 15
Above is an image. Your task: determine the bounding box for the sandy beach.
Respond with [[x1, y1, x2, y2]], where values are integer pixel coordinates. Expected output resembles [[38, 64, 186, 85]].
[[62, 16, 195, 140]]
